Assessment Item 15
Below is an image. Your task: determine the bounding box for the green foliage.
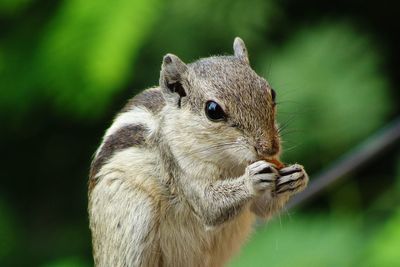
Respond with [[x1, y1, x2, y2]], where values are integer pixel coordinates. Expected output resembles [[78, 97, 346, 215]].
[[42, 257, 89, 267], [363, 209, 400, 267], [38, 0, 163, 117], [0, 0, 31, 15], [140, 0, 278, 64], [361, 158, 400, 267], [0, 0, 161, 118], [263, 23, 392, 166], [230, 215, 363, 267], [0, 199, 20, 262]]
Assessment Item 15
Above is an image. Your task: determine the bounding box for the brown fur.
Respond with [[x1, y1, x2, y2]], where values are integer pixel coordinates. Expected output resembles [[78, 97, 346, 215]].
[[89, 124, 147, 190], [122, 88, 165, 114]]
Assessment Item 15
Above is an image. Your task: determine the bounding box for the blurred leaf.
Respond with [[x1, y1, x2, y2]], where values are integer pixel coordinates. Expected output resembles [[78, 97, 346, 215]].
[[0, 199, 19, 262], [329, 179, 362, 215], [230, 215, 363, 267], [0, 0, 161, 118], [262, 23, 392, 167], [37, 0, 161, 117], [42, 257, 89, 267], [143, 0, 278, 59], [0, 0, 31, 15], [362, 209, 400, 267], [362, 159, 400, 266]]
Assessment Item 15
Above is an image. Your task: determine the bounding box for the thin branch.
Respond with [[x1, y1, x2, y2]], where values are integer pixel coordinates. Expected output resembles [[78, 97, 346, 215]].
[[287, 117, 400, 209]]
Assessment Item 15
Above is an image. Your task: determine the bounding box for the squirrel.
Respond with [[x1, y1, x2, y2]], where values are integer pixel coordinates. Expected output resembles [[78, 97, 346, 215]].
[[88, 37, 308, 267]]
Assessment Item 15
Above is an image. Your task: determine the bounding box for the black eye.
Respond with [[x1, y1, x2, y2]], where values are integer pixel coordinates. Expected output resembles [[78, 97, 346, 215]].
[[271, 88, 276, 103], [205, 101, 226, 121]]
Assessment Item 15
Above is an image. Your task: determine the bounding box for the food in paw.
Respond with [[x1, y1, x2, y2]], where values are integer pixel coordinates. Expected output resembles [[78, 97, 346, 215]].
[[264, 158, 285, 170]]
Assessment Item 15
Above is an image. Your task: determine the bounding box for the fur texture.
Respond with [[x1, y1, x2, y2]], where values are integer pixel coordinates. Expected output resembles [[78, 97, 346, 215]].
[[88, 37, 308, 267]]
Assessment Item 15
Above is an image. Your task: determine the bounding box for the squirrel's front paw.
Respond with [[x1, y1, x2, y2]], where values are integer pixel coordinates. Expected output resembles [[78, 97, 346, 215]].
[[245, 161, 279, 196], [276, 164, 308, 195]]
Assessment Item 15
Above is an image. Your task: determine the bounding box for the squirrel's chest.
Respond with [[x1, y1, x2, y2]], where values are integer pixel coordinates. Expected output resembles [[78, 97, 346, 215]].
[[159, 206, 255, 267]]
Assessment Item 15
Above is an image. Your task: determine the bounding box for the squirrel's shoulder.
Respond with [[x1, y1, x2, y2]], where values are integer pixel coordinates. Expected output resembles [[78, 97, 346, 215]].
[[121, 87, 165, 115], [89, 87, 164, 190]]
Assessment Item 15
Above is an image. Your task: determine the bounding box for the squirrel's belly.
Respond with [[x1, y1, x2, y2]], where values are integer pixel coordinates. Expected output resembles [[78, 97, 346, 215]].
[[159, 207, 255, 267]]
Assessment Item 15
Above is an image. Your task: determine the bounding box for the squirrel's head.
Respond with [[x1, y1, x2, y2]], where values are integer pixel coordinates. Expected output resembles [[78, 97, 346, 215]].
[[160, 38, 280, 170]]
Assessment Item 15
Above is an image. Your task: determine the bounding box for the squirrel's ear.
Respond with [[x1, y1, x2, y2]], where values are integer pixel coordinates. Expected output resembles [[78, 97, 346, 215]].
[[160, 53, 188, 98], [233, 37, 249, 64]]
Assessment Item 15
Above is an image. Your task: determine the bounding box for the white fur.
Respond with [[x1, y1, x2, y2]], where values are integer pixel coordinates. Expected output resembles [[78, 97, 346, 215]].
[[95, 107, 158, 157], [90, 148, 163, 267]]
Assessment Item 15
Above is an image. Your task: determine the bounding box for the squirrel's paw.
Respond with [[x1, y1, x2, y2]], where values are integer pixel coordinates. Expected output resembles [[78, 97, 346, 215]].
[[275, 164, 308, 195], [245, 161, 279, 196]]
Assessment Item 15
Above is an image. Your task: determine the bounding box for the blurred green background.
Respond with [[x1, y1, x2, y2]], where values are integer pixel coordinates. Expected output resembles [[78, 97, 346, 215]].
[[1, 0, 399, 266]]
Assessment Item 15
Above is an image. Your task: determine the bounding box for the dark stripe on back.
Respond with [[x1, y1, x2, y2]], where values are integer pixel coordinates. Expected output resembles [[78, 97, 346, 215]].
[[122, 88, 165, 114], [89, 124, 147, 192]]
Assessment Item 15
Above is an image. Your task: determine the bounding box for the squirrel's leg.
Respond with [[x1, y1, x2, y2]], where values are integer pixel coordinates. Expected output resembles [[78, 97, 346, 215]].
[[183, 161, 279, 227], [89, 177, 161, 267], [250, 164, 308, 218]]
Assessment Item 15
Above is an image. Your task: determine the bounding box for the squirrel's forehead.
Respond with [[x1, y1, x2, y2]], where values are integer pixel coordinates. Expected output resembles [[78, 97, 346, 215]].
[[195, 70, 270, 104], [189, 57, 273, 119], [190, 61, 269, 96]]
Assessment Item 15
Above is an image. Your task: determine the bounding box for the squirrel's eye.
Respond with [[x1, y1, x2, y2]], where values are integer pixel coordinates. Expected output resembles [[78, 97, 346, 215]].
[[271, 88, 276, 103], [205, 101, 226, 121]]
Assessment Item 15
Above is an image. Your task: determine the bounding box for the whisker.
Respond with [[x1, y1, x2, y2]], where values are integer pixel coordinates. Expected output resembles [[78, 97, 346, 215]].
[[278, 116, 297, 134], [282, 143, 302, 153], [279, 129, 306, 138]]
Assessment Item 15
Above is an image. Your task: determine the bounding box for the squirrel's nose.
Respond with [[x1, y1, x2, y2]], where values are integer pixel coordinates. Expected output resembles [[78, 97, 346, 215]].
[[255, 138, 280, 158]]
